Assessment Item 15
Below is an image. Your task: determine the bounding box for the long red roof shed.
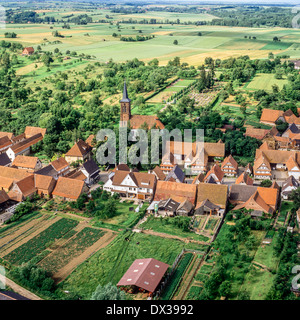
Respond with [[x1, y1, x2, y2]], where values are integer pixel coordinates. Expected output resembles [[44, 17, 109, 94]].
[[117, 258, 169, 293]]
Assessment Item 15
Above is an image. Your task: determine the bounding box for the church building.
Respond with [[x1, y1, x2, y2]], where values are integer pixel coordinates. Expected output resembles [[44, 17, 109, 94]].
[[120, 82, 165, 130]]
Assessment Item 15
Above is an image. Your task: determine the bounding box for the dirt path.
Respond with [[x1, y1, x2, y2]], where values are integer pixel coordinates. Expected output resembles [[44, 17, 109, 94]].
[[140, 229, 209, 245], [53, 231, 117, 283], [0, 216, 61, 258], [252, 261, 271, 272], [0, 274, 42, 300]]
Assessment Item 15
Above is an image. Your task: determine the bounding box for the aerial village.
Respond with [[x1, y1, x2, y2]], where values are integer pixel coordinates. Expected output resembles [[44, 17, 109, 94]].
[[0, 82, 300, 301]]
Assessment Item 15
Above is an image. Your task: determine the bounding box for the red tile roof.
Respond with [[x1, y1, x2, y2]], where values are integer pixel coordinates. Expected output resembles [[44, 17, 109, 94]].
[[52, 177, 84, 200], [117, 258, 169, 293], [65, 140, 92, 157]]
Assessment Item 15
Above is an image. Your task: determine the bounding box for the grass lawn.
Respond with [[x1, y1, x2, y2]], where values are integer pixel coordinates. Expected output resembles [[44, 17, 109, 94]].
[[237, 266, 276, 300], [245, 73, 288, 91], [253, 233, 280, 271], [141, 216, 210, 242]]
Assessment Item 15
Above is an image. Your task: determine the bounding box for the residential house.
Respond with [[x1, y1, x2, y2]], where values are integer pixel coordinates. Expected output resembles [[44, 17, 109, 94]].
[[65, 139, 92, 164], [150, 166, 166, 181], [24, 126, 46, 138], [235, 172, 254, 185], [8, 175, 37, 202], [0, 166, 32, 185], [0, 136, 13, 154], [194, 183, 228, 217], [221, 155, 238, 176], [165, 165, 185, 183], [204, 164, 224, 184], [103, 170, 157, 200], [12, 155, 42, 172], [51, 157, 70, 177], [34, 174, 56, 197], [291, 60, 300, 69], [160, 140, 225, 175], [36, 157, 70, 180], [0, 153, 11, 167], [281, 175, 299, 200], [260, 108, 300, 127], [52, 177, 87, 201], [85, 134, 96, 149], [0, 132, 14, 140], [114, 163, 131, 172], [229, 184, 279, 217], [6, 133, 44, 161], [80, 159, 100, 185], [254, 149, 300, 179], [245, 163, 253, 176], [192, 172, 205, 184]]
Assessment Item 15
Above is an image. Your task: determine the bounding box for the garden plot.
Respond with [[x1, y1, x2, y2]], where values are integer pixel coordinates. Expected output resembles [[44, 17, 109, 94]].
[[147, 79, 195, 104], [0, 215, 60, 258], [4, 218, 78, 265], [39, 226, 106, 274], [191, 215, 221, 240]]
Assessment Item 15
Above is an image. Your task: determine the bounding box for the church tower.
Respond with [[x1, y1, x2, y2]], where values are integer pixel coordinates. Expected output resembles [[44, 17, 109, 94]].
[[120, 81, 131, 122]]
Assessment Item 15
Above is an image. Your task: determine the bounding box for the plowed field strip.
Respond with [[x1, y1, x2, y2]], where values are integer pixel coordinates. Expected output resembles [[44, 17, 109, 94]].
[[0, 217, 61, 257], [0, 215, 50, 254]]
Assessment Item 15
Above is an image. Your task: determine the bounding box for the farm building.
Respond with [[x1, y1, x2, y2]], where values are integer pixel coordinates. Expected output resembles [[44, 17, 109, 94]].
[[22, 47, 34, 55], [154, 180, 197, 204], [117, 258, 169, 296], [229, 185, 279, 217], [12, 155, 42, 172], [52, 177, 87, 201], [195, 183, 228, 217]]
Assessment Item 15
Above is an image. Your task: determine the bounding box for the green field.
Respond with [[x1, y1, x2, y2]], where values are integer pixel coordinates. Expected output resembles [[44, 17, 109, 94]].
[[245, 73, 288, 91], [4, 23, 300, 67], [141, 216, 210, 242]]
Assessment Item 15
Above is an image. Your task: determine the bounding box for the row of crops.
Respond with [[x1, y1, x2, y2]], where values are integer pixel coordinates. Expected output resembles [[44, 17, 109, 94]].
[[4, 218, 79, 265], [39, 227, 105, 274], [160, 253, 193, 300]]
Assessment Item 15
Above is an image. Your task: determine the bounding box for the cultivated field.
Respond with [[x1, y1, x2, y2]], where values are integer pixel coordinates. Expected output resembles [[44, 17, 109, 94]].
[[3, 22, 300, 66]]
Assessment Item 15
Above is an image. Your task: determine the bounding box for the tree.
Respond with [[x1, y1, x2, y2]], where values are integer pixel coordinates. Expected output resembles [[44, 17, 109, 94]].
[[173, 39, 178, 45], [260, 179, 272, 188], [41, 54, 53, 67], [219, 280, 232, 298], [91, 283, 126, 300]]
